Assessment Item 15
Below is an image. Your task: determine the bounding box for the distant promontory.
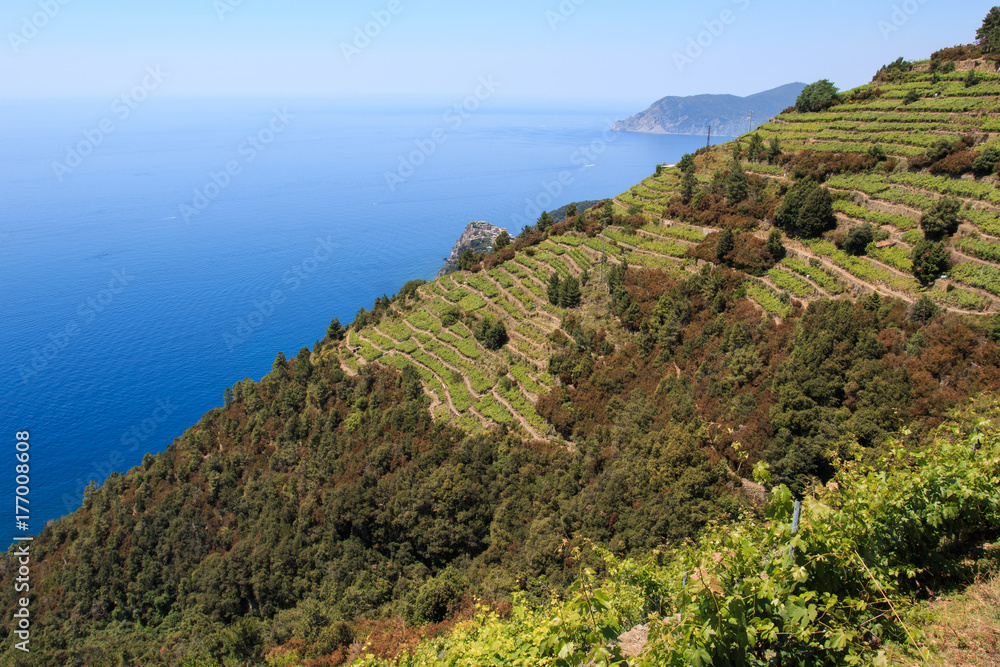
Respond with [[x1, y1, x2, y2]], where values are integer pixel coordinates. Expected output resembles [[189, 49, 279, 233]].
[[613, 83, 806, 136]]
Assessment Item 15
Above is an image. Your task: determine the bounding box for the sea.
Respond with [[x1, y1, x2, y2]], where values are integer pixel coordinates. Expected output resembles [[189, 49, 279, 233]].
[[0, 97, 729, 529]]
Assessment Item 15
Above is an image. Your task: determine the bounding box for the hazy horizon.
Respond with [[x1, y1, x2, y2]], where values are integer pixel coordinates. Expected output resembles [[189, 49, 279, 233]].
[[2, 0, 994, 107]]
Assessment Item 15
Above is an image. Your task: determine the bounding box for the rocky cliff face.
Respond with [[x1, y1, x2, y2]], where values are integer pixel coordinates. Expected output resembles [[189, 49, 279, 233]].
[[437, 221, 506, 277]]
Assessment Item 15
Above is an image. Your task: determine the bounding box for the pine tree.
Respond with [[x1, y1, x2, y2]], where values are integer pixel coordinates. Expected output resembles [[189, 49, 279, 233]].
[[547, 272, 562, 305], [537, 211, 554, 232], [680, 170, 697, 205], [559, 276, 581, 308], [725, 161, 748, 204], [747, 133, 765, 163], [766, 228, 786, 261], [978, 7, 1000, 53], [716, 228, 735, 263], [767, 137, 782, 164], [795, 186, 836, 237]]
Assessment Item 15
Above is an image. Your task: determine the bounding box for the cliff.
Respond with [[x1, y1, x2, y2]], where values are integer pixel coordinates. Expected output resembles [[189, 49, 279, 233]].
[[437, 221, 506, 277], [612, 82, 805, 136]]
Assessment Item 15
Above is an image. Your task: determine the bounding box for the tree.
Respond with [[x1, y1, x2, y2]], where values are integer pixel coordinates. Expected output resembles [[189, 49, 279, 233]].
[[766, 228, 786, 261], [767, 137, 782, 164], [910, 294, 938, 324], [327, 317, 345, 341], [474, 316, 508, 351], [678, 153, 696, 174], [223, 387, 233, 408], [547, 272, 562, 306], [725, 160, 748, 204], [911, 238, 949, 286], [920, 196, 961, 240], [492, 231, 511, 252], [774, 179, 818, 234], [843, 223, 876, 256], [655, 164, 663, 177], [457, 249, 477, 271], [680, 170, 697, 205], [716, 227, 735, 263], [972, 144, 1000, 176], [747, 133, 765, 163], [965, 67, 982, 88], [795, 79, 840, 112], [775, 179, 834, 237], [537, 211, 554, 233], [977, 6, 1000, 53], [559, 276, 582, 308], [566, 202, 578, 217], [795, 185, 837, 238]]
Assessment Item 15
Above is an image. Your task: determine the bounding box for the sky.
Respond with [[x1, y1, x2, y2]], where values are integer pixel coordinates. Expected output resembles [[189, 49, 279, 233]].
[[0, 0, 995, 109]]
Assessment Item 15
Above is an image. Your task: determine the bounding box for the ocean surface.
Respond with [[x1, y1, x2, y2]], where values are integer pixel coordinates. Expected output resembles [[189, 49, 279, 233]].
[[0, 98, 729, 528]]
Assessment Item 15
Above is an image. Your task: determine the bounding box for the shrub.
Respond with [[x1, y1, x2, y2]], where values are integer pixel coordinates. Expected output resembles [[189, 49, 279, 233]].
[[911, 238, 949, 286], [929, 150, 975, 177], [843, 223, 876, 256], [796, 79, 840, 112], [473, 315, 508, 351], [920, 196, 962, 240], [440, 306, 462, 327]]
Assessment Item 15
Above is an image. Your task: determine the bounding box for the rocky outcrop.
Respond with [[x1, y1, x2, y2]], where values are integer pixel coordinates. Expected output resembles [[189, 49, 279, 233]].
[[437, 221, 506, 277]]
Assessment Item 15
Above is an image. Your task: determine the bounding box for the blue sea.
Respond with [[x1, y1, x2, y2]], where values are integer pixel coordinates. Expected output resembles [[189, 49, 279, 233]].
[[0, 97, 727, 528]]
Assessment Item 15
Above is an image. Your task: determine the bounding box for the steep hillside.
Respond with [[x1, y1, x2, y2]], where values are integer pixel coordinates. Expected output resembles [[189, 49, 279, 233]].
[[612, 83, 806, 136], [7, 24, 1000, 667]]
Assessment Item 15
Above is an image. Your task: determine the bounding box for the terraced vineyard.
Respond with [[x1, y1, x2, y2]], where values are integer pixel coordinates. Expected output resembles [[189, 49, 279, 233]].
[[614, 57, 1000, 318], [329, 56, 1000, 441]]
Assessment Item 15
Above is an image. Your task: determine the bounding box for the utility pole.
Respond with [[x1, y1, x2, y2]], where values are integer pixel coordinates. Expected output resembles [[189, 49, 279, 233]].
[[748, 110, 754, 134], [706, 125, 712, 148]]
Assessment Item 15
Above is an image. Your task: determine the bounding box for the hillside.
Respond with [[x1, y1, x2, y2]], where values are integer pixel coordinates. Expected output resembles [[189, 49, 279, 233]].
[[7, 22, 1000, 667], [612, 83, 806, 136]]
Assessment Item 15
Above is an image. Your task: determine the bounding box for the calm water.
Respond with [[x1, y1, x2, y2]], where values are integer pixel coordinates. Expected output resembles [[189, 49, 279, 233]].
[[0, 97, 726, 528]]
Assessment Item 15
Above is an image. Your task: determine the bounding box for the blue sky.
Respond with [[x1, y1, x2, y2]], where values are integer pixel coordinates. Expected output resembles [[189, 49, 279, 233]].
[[1, 0, 994, 107]]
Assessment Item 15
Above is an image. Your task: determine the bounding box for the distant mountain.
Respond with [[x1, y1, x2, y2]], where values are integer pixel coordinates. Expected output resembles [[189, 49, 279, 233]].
[[612, 83, 806, 136]]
